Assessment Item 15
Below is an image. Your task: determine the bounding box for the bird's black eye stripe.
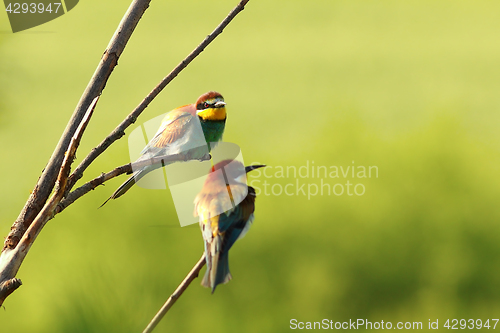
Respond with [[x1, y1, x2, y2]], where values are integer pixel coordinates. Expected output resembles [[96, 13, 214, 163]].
[[197, 100, 224, 110], [197, 102, 208, 110]]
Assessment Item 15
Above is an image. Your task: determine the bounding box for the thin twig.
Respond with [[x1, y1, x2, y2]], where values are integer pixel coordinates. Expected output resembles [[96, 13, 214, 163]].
[[3, 0, 152, 252], [65, 0, 251, 196], [143, 254, 206, 333]]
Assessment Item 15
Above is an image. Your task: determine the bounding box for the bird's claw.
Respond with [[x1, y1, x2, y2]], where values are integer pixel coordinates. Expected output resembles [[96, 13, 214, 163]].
[[200, 153, 211, 161]]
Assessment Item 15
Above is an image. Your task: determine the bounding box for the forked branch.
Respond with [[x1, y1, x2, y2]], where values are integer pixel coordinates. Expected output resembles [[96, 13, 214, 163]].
[[3, 0, 152, 252], [0, 96, 98, 305]]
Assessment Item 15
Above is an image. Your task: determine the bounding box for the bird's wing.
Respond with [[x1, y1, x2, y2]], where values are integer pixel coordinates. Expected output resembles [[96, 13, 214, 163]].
[[144, 110, 195, 152], [217, 189, 256, 253]]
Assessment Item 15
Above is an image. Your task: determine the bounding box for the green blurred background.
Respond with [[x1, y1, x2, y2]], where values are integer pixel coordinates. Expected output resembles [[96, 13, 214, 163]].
[[1, 0, 500, 332]]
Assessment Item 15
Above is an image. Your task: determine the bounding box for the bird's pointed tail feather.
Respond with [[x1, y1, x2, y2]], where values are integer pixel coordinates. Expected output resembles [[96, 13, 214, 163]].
[[202, 249, 232, 293], [99, 168, 148, 208]]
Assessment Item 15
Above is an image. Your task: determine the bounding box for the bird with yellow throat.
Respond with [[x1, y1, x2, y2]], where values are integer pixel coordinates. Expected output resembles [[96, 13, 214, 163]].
[[102, 91, 227, 206]]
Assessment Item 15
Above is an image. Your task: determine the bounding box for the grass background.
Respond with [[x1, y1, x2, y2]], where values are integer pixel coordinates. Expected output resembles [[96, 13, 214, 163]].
[[1, 0, 500, 332]]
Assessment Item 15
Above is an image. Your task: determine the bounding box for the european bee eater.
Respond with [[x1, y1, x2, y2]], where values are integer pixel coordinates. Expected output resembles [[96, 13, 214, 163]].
[[102, 91, 227, 206], [194, 160, 266, 293]]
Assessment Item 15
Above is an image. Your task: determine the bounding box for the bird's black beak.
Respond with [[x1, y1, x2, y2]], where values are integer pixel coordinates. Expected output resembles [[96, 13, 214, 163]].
[[245, 165, 266, 173]]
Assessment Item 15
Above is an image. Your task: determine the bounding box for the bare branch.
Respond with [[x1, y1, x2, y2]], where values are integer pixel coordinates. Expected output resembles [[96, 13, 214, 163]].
[[0, 279, 22, 306], [143, 254, 206, 333], [66, 0, 251, 195], [0, 97, 97, 306], [3, 0, 152, 252]]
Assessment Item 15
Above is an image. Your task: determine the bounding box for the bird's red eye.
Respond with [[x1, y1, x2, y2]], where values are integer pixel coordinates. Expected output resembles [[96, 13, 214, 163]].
[[203, 102, 209, 108]]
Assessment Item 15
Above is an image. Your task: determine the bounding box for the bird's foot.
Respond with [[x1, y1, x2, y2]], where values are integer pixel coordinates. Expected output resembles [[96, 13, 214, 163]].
[[200, 153, 211, 162]]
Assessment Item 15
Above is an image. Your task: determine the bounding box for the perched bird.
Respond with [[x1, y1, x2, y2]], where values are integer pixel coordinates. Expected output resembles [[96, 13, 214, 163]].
[[102, 91, 227, 206], [194, 160, 265, 293]]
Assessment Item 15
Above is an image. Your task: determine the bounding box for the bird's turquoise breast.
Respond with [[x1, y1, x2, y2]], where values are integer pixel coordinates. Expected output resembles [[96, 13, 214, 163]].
[[200, 118, 226, 144]]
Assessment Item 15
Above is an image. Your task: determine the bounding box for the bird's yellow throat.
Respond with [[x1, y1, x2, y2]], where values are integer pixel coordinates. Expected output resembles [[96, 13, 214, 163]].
[[197, 107, 227, 121]]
